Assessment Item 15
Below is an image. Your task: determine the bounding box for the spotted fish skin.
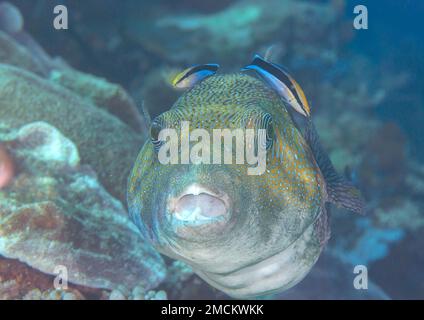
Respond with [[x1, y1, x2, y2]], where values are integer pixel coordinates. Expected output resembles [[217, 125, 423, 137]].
[[128, 73, 330, 298]]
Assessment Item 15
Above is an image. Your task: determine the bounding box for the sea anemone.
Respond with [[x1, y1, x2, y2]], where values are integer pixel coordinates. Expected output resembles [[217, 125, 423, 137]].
[[0, 143, 14, 189]]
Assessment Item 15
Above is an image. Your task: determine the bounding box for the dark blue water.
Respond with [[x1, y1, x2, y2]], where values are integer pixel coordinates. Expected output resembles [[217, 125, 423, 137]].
[[347, 0, 424, 159]]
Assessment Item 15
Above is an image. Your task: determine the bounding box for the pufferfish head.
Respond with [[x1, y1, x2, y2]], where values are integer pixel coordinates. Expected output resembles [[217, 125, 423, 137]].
[[128, 73, 327, 298]]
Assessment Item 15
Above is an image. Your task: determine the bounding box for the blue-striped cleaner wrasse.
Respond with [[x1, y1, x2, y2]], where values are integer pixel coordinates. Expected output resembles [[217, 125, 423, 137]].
[[172, 63, 219, 89], [242, 54, 311, 117]]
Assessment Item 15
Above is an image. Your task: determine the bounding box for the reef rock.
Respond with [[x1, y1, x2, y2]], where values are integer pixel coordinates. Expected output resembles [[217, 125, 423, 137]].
[[125, 0, 338, 65], [0, 31, 46, 75], [49, 68, 146, 134], [0, 256, 106, 300], [0, 64, 143, 204], [0, 122, 166, 292], [0, 1, 146, 132]]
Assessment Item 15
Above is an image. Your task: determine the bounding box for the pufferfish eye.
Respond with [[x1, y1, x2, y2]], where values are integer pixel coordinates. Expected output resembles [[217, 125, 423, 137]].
[[261, 113, 274, 151], [245, 112, 274, 152], [150, 118, 164, 153]]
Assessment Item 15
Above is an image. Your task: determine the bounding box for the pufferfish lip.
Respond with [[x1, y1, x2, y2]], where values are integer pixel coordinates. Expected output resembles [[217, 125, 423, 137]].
[[167, 184, 231, 225]]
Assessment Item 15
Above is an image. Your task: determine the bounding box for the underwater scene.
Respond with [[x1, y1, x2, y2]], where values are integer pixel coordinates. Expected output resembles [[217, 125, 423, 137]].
[[0, 0, 423, 300]]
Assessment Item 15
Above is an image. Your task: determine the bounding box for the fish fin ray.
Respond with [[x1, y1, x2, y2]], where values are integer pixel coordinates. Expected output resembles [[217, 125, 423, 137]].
[[305, 121, 365, 214]]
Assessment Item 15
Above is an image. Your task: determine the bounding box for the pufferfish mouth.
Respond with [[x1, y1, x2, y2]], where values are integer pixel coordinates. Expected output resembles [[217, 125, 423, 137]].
[[167, 184, 230, 225]]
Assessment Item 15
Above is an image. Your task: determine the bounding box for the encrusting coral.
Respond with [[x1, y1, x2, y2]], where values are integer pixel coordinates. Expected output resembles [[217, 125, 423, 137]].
[[0, 2, 166, 299], [0, 3, 149, 204], [0, 121, 166, 293], [0, 64, 142, 204]]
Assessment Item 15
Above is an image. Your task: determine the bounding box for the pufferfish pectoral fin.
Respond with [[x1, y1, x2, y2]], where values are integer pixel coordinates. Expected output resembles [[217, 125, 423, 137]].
[[305, 120, 366, 214]]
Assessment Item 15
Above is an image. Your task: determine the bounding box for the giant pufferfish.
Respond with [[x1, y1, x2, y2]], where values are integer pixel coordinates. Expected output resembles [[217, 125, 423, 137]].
[[127, 58, 364, 298]]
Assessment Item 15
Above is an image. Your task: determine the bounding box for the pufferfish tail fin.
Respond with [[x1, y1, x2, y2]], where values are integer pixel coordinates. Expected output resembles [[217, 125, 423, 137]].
[[304, 120, 366, 214]]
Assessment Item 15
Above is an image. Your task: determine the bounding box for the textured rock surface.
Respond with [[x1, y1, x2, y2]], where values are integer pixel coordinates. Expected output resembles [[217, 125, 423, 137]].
[[126, 0, 337, 64], [0, 28, 146, 133], [0, 64, 143, 203], [0, 122, 166, 292], [0, 7, 147, 134], [0, 257, 94, 300], [0, 4, 167, 298], [0, 3, 149, 202], [49, 68, 146, 134], [0, 31, 45, 75]]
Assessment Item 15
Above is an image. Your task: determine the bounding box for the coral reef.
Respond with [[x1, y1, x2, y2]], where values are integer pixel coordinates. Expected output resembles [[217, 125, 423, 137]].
[[0, 65, 142, 204], [49, 68, 147, 134], [375, 200, 424, 232], [107, 288, 167, 300], [0, 121, 166, 294], [0, 2, 168, 299], [0, 256, 104, 300], [0, 2, 64, 76], [0, 0, 422, 299], [0, 2, 149, 203], [0, 7, 146, 134], [126, 0, 338, 64], [0, 256, 168, 300], [124, 0, 345, 116], [160, 261, 196, 299]]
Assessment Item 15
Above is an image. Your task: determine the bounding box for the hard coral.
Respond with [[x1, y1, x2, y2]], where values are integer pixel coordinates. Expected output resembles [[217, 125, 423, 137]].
[[0, 64, 143, 204], [0, 122, 166, 293], [0, 2, 147, 133]]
